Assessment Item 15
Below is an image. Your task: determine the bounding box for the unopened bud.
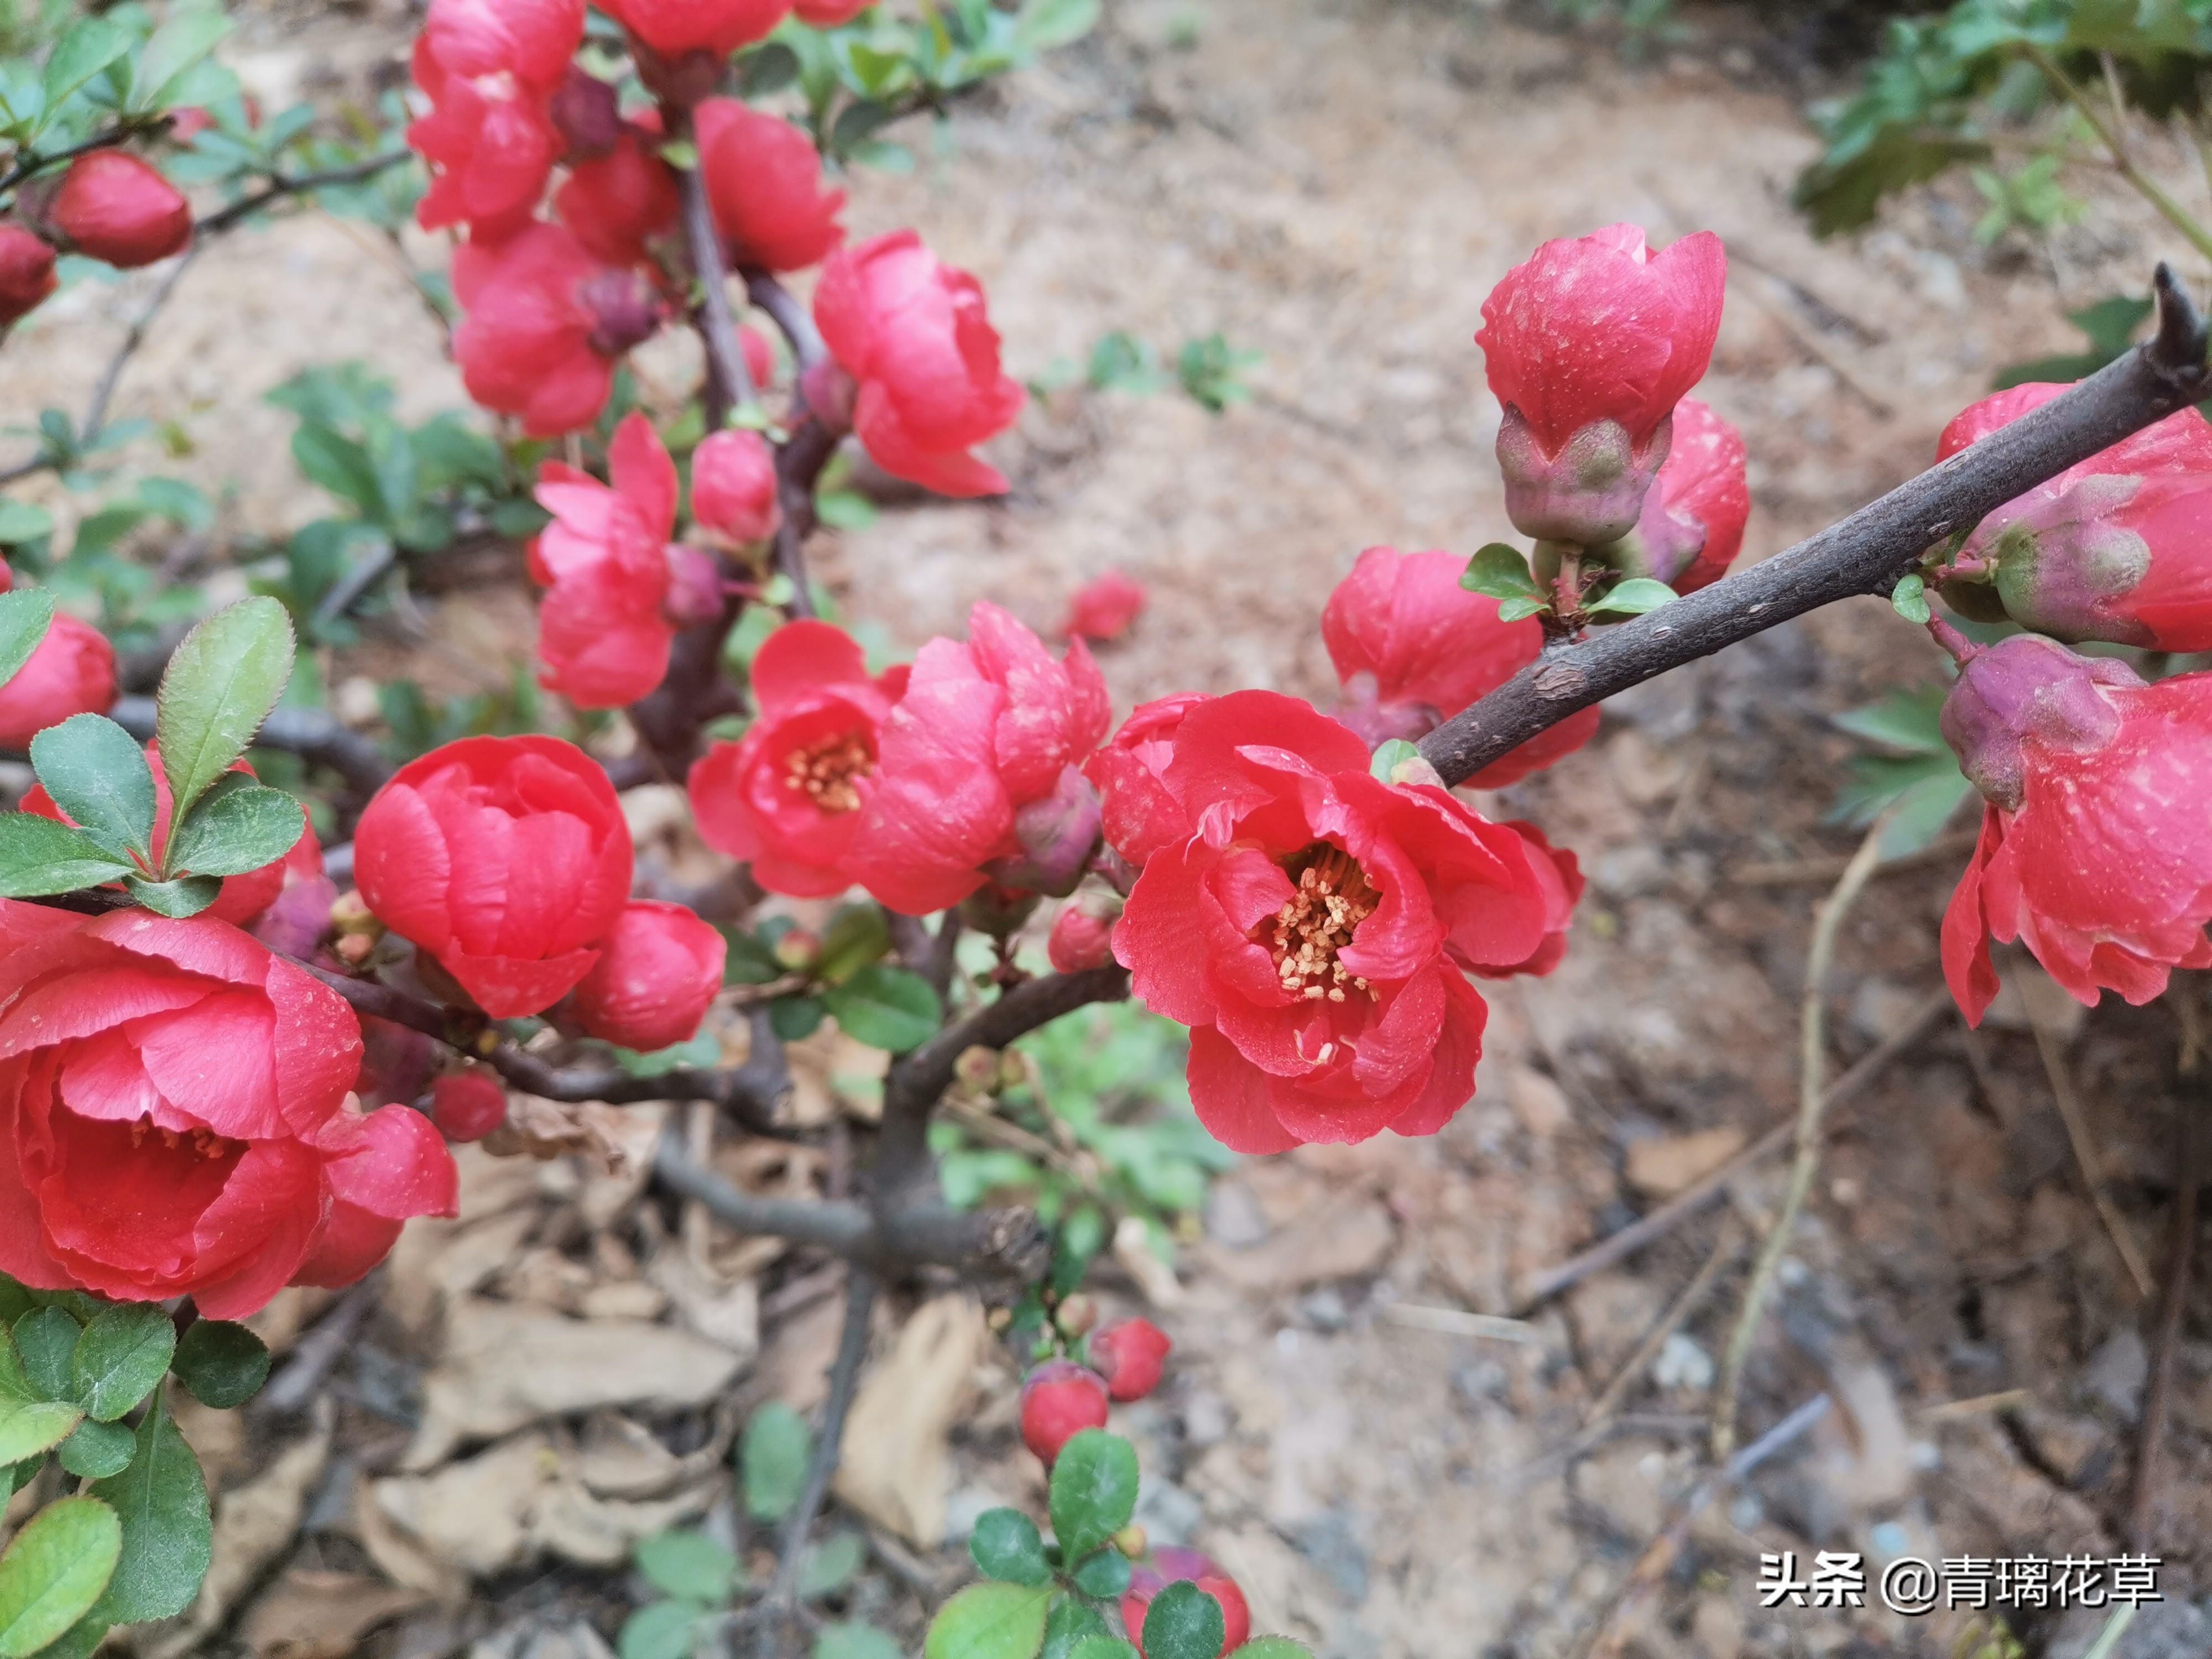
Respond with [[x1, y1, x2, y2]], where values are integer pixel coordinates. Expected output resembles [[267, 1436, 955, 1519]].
[[1113, 1525, 1147, 1559], [549, 66, 623, 160], [954, 1045, 1001, 1094], [1055, 1293, 1098, 1339], [662, 545, 725, 627], [330, 889, 380, 935], [1019, 1360, 1110, 1467], [580, 268, 665, 357], [802, 359, 858, 432], [431, 1067, 509, 1142], [333, 932, 375, 967], [772, 928, 820, 971], [990, 765, 1103, 899], [1046, 892, 1121, 974], [1496, 406, 1671, 548]]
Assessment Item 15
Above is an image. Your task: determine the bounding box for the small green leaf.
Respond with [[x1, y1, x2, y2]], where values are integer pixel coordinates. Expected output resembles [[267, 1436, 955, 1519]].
[[814, 904, 891, 986], [25, 1614, 106, 1659], [163, 775, 304, 879], [815, 1624, 901, 1659], [1068, 1548, 1131, 1599], [1142, 1582, 1227, 1659], [0, 590, 55, 691], [41, 17, 132, 113], [924, 1582, 1052, 1659], [289, 426, 385, 518], [635, 1530, 739, 1605], [88, 1391, 212, 1625], [0, 1329, 84, 1464], [768, 994, 826, 1042], [0, 1498, 121, 1657], [1016, 0, 1101, 51], [722, 929, 784, 986], [618, 1599, 707, 1659], [740, 1401, 813, 1522], [1040, 1598, 1112, 1659], [122, 874, 222, 917], [969, 1509, 1052, 1587], [13, 1309, 77, 1400], [823, 963, 940, 1052], [0, 815, 133, 898], [1496, 595, 1551, 623], [1891, 570, 1933, 624], [0, 504, 51, 546], [170, 1321, 270, 1410], [58, 1420, 135, 1480], [29, 716, 154, 858], [1584, 577, 1678, 618], [154, 597, 298, 822], [1459, 543, 1542, 602], [131, 4, 232, 111], [1367, 739, 1419, 784], [1065, 1641, 1140, 1659], [1227, 1639, 1314, 1657], [71, 1305, 175, 1423], [1046, 1431, 1139, 1565], [798, 1528, 865, 1600]]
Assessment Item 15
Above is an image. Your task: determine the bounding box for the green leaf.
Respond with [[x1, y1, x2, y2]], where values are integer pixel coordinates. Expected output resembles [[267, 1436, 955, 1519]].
[[1830, 685, 1949, 754], [815, 1624, 901, 1659], [154, 597, 297, 822], [41, 18, 131, 117], [924, 1582, 1052, 1659], [0, 815, 133, 898], [0, 1329, 83, 1465], [1459, 543, 1542, 602], [0, 503, 51, 546], [1368, 739, 1419, 784], [1585, 577, 1677, 618], [1142, 1582, 1226, 1659], [740, 1401, 812, 1522], [1066, 1641, 1139, 1659], [71, 1305, 175, 1423], [122, 874, 222, 917], [814, 904, 891, 986], [618, 1599, 707, 1659], [170, 1320, 270, 1410], [823, 963, 940, 1052], [1496, 595, 1550, 622], [290, 425, 385, 518], [798, 1530, 865, 1600], [1016, 0, 1100, 51], [0, 1498, 121, 1657], [25, 1615, 106, 1659], [768, 994, 826, 1042], [131, 4, 233, 111], [87, 1391, 212, 1625], [1068, 1548, 1131, 1599], [29, 716, 155, 858], [635, 1530, 739, 1605], [1045, 1430, 1139, 1564], [0, 591, 54, 692], [969, 1509, 1052, 1587], [163, 775, 304, 879], [58, 1420, 135, 1480], [1890, 570, 1932, 624], [722, 929, 784, 986], [1227, 1642, 1313, 1658], [1039, 1598, 1112, 1659], [13, 1310, 76, 1400]]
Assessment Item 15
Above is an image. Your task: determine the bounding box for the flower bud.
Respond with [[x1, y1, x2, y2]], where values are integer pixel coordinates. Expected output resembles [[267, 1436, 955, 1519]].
[[0, 612, 116, 748], [692, 428, 781, 545], [567, 899, 727, 1052], [1938, 630, 2136, 812], [358, 1015, 440, 1110], [0, 223, 57, 328], [1047, 894, 1120, 974], [991, 764, 1103, 899], [1113, 1525, 1147, 1559], [772, 928, 820, 971], [1089, 1318, 1171, 1402], [1054, 1293, 1098, 1340], [549, 65, 624, 160], [579, 267, 666, 357], [1121, 1552, 1251, 1658], [1018, 1359, 1110, 1467], [1059, 571, 1147, 643], [432, 1068, 510, 1142], [662, 545, 726, 628], [250, 873, 341, 961], [801, 358, 858, 432], [953, 1044, 1001, 1093], [45, 152, 191, 268], [331, 889, 383, 936], [1495, 407, 1671, 547]]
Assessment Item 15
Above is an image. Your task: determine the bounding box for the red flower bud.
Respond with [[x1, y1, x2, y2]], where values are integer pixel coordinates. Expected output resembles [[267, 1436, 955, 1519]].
[[454, 223, 665, 437], [0, 223, 57, 328], [432, 1068, 510, 1141], [555, 125, 680, 267], [1047, 894, 1120, 974], [991, 763, 1102, 898], [0, 612, 116, 748], [566, 899, 726, 1051], [45, 153, 191, 269], [801, 358, 858, 431], [695, 97, 846, 274], [691, 428, 782, 544], [1019, 1359, 1110, 1466], [549, 65, 624, 159], [662, 545, 726, 627], [792, 0, 870, 21], [601, 0, 791, 61], [1121, 1552, 1251, 1658], [1621, 396, 1748, 594], [354, 735, 634, 1018], [530, 411, 679, 707], [1089, 1318, 1171, 1401], [1059, 570, 1147, 643]]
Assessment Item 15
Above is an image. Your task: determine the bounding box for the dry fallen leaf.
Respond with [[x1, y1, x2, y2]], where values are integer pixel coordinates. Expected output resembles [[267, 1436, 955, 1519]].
[[650, 1246, 762, 1358], [832, 1296, 985, 1547], [1624, 1127, 1747, 1200], [573, 1408, 739, 1501], [238, 1570, 425, 1659]]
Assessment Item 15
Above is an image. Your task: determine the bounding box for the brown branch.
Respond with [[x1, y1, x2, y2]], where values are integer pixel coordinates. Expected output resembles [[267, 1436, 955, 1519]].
[[678, 163, 755, 428], [1419, 265, 2212, 786], [0, 122, 160, 195], [744, 269, 827, 375]]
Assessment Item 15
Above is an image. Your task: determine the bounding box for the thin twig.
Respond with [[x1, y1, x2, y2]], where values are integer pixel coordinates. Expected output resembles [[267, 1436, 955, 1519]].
[[193, 150, 413, 237], [2025, 43, 2212, 269], [1712, 816, 1890, 1460], [1585, 1219, 1741, 1427], [2129, 978, 2205, 1550], [0, 122, 156, 194], [2030, 1000, 2156, 1300], [107, 696, 393, 799], [745, 269, 827, 374], [679, 165, 755, 429], [2083, 1605, 2140, 1659]]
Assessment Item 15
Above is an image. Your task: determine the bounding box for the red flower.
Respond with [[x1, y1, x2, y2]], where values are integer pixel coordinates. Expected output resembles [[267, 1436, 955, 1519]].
[[529, 410, 679, 707], [431, 1068, 509, 1142], [410, 53, 560, 241], [792, 0, 869, 20], [1084, 693, 1206, 869], [848, 603, 1108, 915], [566, 899, 726, 1051], [1107, 692, 1577, 1151], [43, 153, 191, 269], [0, 906, 457, 1316], [1060, 571, 1147, 643], [22, 744, 320, 927], [354, 735, 634, 1017], [1476, 223, 1725, 545], [1321, 545, 1599, 786], [688, 619, 905, 898], [1019, 1360, 1109, 1466], [0, 223, 56, 328], [553, 124, 680, 267], [1089, 1318, 1170, 1401], [814, 230, 1026, 498], [1122, 1551, 1251, 1658], [1047, 896, 1118, 973], [1938, 630, 2212, 1021], [1630, 396, 1748, 594], [695, 98, 845, 273], [0, 613, 116, 748], [1936, 382, 2212, 651], [453, 222, 665, 437], [420, 0, 583, 87], [690, 427, 781, 544], [601, 0, 791, 60]]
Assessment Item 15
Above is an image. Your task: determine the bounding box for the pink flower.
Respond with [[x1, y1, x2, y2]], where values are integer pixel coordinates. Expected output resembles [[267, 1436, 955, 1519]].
[[691, 427, 781, 544], [529, 411, 679, 707], [553, 124, 680, 267], [1107, 692, 1579, 1151], [453, 222, 665, 437], [688, 620, 906, 897], [1629, 396, 1749, 593], [848, 603, 1108, 915], [1939, 630, 2212, 1021], [814, 230, 1026, 497], [695, 98, 845, 273], [600, 0, 791, 61], [566, 899, 726, 1051], [408, 0, 584, 239], [1060, 571, 1147, 643], [0, 612, 116, 748], [1935, 382, 2212, 651], [1321, 546, 1599, 787], [1476, 223, 1725, 545]]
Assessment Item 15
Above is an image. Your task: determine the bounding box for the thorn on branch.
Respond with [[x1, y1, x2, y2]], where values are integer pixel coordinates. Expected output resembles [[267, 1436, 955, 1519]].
[[2148, 262, 2209, 378]]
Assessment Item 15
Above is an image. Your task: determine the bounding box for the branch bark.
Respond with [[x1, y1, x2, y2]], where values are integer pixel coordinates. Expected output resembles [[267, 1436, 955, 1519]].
[[678, 164, 755, 429], [1419, 265, 2212, 787]]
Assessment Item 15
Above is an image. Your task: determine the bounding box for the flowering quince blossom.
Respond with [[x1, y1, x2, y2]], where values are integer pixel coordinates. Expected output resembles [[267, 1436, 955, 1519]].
[[690, 427, 781, 544], [0, 611, 117, 748], [1060, 570, 1148, 643], [1937, 628, 2212, 1021], [1122, 1550, 1251, 1658], [1321, 545, 1600, 786], [601, 0, 790, 63], [355, 735, 634, 1018], [1622, 396, 1749, 593], [529, 411, 680, 707], [1089, 1317, 1171, 1401], [792, 0, 871, 20], [1019, 1360, 1109, 1465], [688, 620, 907, 896], [430, 1068, 509, 1142], [408, 0, 583, 239], [41, 152, 191, 269], [452, 222, 665, 437], [1477, 222, 1725, 546], [1934, 383, 2212, 651], [554, 123, 681, 267], [814, 229, 1026, 497], [847, 602, 1108, 914], [0, 223, 57, 327], [1047, 894, 1119, 973], [1102, 691, 1578, 1151], [0, 905, 457, 1317], [565, 900, 727, 1051], [695, 98, 846, 273]]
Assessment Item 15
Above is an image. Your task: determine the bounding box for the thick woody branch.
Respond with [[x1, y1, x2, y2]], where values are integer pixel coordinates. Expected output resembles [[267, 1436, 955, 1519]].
[[1419, 264, 2212, 786]]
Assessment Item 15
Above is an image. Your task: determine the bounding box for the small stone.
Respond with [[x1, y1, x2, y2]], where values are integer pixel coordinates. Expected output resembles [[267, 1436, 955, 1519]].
[[1451, 1360, 1509, 1410], [1298, 1288, 1349, 1332], [1590, 844, 1669, 901], [1182, 1390, 1232, 1449], [2083, 1329, 2149, 1422], [1652, 1333, 1714, 1393], [1625, 1128, 1746, 1199]]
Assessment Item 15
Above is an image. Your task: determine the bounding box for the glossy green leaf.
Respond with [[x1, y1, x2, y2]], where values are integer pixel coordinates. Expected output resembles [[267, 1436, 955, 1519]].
[[1142, 1582, 1226, 1659], [88, 1392, 212, 1624], [1046, 1431, 1138, 1565], [1496, 595, 1550, 623], [1227, 1639, 1314, 1657], [71, 1304, 175, 1422], [1065, 1641, 1139, 1659], [1890, 571, 1932, 625], [122, 874, 222, 917], [171, 1320, 270, 1409], [1367, 739, 1419, 784], [0, 1498, 120, 1657], [768, 994, 826, 1042], [163, 775, 304, 879], [798, 1528, 865, 1599], [813, 903, 891, 986], [0, 591, 54, 691], [1459, 543, 1541, 602], [814, 1623, 901, 1659], [13, 1309, 76, 1400], [617, 1598, 706, 1659], [1068, 1548, 1131, 1599], [635, 1529, 739, 1605], [924, 1582, 1052, 1659], [58, 1420, 135, 1480], [154, 597, 296, 821], [823, 963, 940, 1052], [1584, 577, 1677, 618], [722, 928, 784, 985], [28, 716, 155, 858], [41, 18, 132, 114], [0, 1328, 83, 1464], [0, 815, 133, 898], [131, 4, 233, 111], [969, 1508, 1052, 1587], [1039, 1598, 1112, 1659], [740, 1401, 812, 1522]]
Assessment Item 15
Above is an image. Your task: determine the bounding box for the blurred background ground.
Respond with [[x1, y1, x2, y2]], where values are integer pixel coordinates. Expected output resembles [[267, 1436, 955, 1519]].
[[6, 1, 2212, 1656]]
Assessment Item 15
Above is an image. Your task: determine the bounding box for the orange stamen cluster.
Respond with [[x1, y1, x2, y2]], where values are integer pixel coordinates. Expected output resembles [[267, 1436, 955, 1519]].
[[128, 1116, 233, 1160], [783, 733, 873, 815], [1265, 844, 1380, 1004]]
